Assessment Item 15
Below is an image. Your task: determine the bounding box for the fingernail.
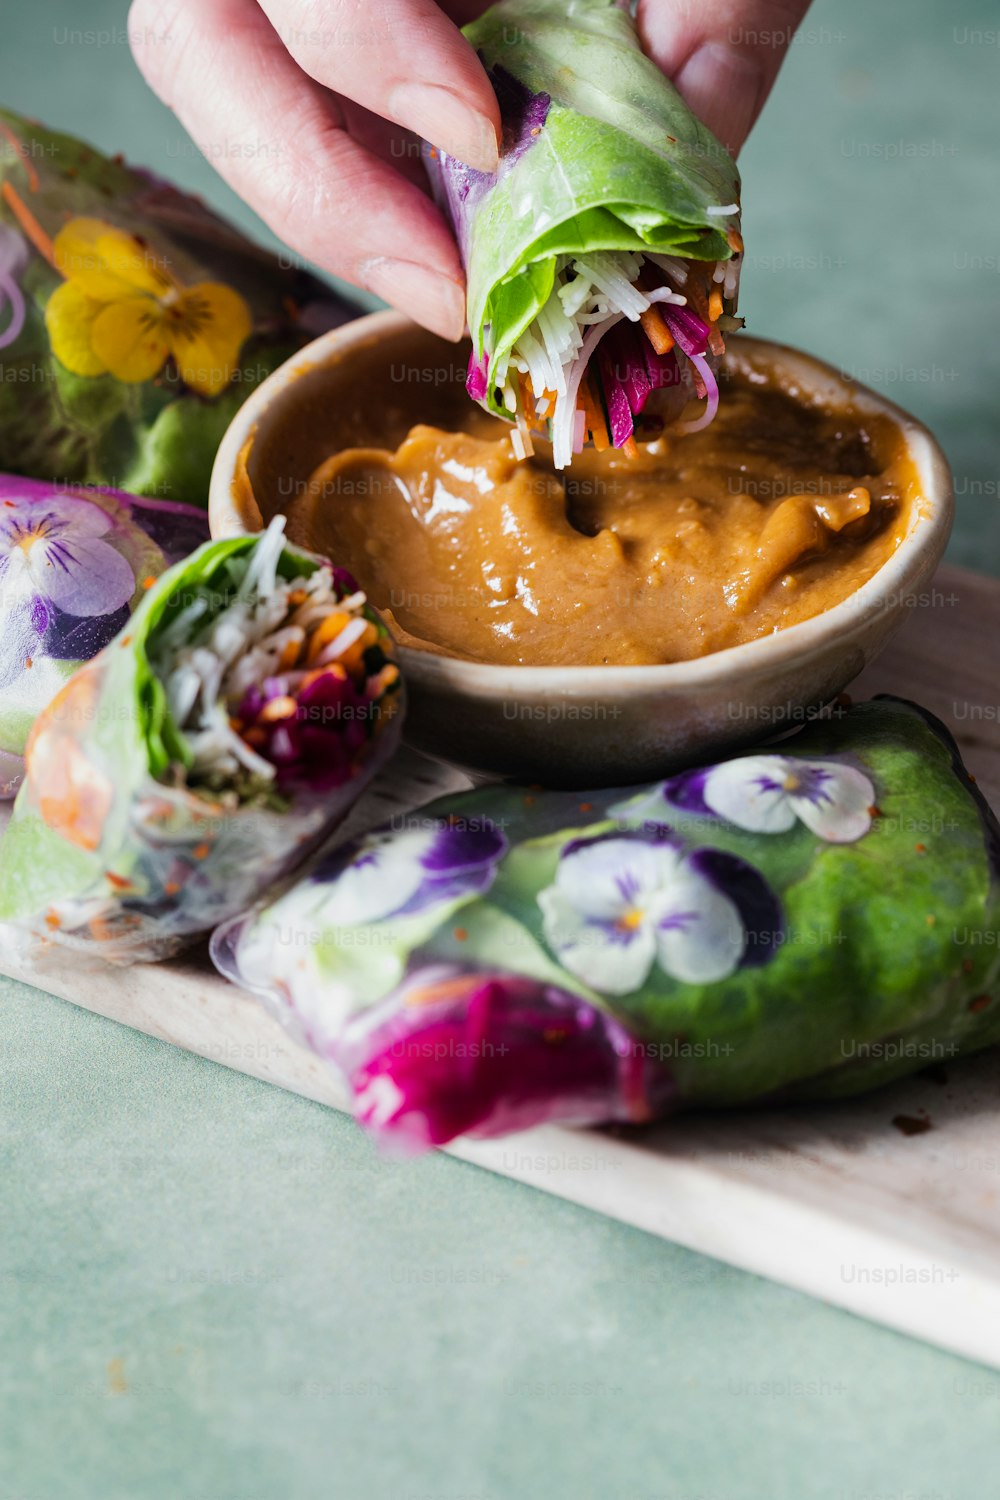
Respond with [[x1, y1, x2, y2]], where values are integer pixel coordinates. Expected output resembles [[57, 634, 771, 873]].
[[388, 82, 499, 172], [360, 257, 466, 342], [673, 43, 763, 157]]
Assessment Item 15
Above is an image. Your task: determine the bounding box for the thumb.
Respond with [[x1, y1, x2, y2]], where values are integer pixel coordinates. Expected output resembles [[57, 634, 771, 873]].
[[637, 0, 813, 155]]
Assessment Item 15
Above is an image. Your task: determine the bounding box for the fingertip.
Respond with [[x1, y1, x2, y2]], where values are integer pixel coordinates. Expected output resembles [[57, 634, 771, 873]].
[[359, 257, 467, 342], [388, 82, 499, 173]]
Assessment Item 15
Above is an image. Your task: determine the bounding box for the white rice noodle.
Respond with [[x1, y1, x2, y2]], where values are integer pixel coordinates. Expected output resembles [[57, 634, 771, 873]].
[[151, 516, 356, 787], [313, 615, 369, 668], [572, 253, 647, 320], [551, 312, 625, 470], [498, 238, 737, 469], [236, 512, 286, 599], [644, 287, 688, 309], [673, 351, 720, 435], [646, 254, 689, 285]]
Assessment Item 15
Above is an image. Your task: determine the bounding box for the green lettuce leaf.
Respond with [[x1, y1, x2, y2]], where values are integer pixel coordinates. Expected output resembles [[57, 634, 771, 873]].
[[429, 0, 740, 395]]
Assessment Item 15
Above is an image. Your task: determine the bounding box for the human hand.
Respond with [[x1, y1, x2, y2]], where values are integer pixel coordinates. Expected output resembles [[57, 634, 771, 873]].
[[130, 0, 810, 342]]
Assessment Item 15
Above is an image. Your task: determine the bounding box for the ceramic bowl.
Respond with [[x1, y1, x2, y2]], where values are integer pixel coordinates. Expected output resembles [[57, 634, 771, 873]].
[[209, 313, 953, 786]]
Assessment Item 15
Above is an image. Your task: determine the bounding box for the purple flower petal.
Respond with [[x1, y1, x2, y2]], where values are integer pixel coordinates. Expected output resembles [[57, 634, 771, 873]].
[[686, 848, 784, 968], [27, 532, 136, 617], [419, 818, 507, 875], [660, 768, 714, 817], [561, 824, 679, 861], [393, 863, 499, 919], [307, 818, 506, 923], [41, 601, 131, 662]]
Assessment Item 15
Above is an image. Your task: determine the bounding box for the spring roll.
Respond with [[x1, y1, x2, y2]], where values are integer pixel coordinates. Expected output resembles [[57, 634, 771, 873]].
[[0, 475, 208, 798], [0, 107, 356, 504], [212, 700, 1000, 1151], [423, 0, 743, 467], [0, 520, 403, 962]]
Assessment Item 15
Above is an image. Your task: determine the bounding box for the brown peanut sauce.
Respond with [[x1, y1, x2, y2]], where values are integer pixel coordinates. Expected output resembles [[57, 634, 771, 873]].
[[293, 370, 916, 667]]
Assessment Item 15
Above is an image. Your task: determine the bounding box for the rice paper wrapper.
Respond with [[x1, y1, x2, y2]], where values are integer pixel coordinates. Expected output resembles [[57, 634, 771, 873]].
[[212, 699, 1000, 1151], [0, 531, 404, 963], [423, 0, 741, 414], [0, 473, 208, 796], [0, 108, 356, 504]]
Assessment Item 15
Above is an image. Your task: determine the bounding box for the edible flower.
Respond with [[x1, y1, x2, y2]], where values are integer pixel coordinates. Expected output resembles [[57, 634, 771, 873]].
[[309, 817, 508, 923], [647, 755, 877, 844], [538, 829, 749, 994], [0, 491, 135, 620], [44, 216, 252, 396]]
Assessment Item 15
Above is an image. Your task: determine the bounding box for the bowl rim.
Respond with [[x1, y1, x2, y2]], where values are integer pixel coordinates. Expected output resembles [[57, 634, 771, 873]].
[[209, 312, 954, 693]]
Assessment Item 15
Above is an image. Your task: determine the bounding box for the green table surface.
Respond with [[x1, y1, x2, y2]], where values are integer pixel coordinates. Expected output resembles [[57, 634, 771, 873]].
[[2, 1, 999, 1495]]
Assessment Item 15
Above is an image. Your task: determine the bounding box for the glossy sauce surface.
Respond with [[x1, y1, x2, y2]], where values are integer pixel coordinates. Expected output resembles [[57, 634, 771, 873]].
[[291, 375, 916, 667]]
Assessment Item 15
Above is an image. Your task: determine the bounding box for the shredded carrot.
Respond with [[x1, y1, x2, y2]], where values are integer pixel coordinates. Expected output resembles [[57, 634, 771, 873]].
[[726, 228, 744, 255], [305, 611, 349, 664], [512, 373, 536, 459], [707, 324, 726, 357], [580, 373, 610, 452], [639, 305, 674, 355], [708, 287, 724, 322], [258, 695, 297, 723], [278, 637, 302, 670], [685, 277, 711, 322], [621, 434, 639, 460], [1, 181, 55, 266]]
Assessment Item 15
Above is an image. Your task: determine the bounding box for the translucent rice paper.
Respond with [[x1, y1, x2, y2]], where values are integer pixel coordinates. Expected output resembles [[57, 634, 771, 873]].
[[0, 532, 404, 963], [423, 0, 741, 419], [213, 701, 1000, 1151], [0, 107, 357, 505], [0, 474, 208, 796]]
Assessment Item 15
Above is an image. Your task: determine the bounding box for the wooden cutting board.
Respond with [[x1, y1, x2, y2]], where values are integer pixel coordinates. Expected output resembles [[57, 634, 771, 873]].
[[4, 562, 1000, 1368]]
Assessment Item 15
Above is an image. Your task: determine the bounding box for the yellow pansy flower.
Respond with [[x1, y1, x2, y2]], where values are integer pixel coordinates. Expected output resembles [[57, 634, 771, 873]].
[[44, 217, 252, 397]]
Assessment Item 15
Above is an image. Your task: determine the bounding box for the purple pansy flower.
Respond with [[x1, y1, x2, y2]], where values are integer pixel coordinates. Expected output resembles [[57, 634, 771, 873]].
[[335, 967, 674, 1151], [538, 829, 748, 994], [0, 493, 136, 621], [310, 818, 508, 924], [615, 754, 876, 845], [0, 223, 27, 351], [691, 755, 873, 843]]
